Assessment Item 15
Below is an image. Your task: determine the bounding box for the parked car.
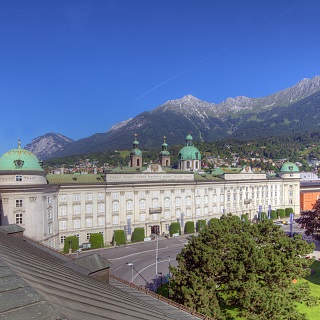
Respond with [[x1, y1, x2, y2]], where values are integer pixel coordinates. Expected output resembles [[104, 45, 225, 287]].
[[273, 221, 284, 226]]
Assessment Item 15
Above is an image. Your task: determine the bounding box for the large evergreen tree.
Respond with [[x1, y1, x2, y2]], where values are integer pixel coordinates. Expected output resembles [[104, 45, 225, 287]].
[[170, 215, 316, 320]]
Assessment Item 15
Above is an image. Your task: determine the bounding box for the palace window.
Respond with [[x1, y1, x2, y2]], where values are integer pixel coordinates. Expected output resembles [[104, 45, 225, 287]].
[[15, 175, 22, 182], [98, 193, 104, 201], [60, 236, 66, 244], [73, 194, 80, 201], [98, 203, 105, 212], [73, 205, 80, 215], [112, 216, 119, 225], [59, 220, 67, 230], [140, 200, 146, 210], [15, 199, 23, 208], [74, 219, 81, 229], [86, 194, 93, 201], [59, 206, 67, 216], [15, 213, 23, 224], [112, 201, 119, 212], [86, 204, 93, 214], [86, 218, 93, 228], [98, 217, 105, 226], [127, 200, 133, 211]]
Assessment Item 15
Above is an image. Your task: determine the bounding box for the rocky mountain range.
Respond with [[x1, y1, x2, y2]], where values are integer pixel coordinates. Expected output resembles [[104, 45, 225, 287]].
[[25, 76, 320, 160], [24, 133, 74, 160]]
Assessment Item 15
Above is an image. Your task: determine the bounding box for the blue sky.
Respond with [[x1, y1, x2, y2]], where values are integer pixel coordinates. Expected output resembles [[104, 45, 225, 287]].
[[1, 0, 320, 155]]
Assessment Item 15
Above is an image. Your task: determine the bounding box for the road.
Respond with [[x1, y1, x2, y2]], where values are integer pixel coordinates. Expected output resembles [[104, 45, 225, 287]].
[[99, 235, 189, 290]]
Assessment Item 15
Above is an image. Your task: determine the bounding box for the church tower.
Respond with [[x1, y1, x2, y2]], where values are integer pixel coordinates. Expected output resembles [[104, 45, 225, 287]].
[[178, 133, 201, 171], [129, 134, 142, 167], [159, 136, 170, 167]]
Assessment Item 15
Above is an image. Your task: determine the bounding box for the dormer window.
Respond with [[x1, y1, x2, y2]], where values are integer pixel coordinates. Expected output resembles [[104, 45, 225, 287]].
[[14, 160, 24, 168], [16, 175, 22, 182]]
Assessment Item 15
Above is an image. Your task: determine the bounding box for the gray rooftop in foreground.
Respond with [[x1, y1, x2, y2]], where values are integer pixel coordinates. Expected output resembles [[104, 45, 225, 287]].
[[0, 231, 201, 320]]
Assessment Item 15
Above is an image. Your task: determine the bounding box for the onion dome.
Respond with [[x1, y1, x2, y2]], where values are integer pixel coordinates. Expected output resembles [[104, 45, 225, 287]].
[[130, 134, 142, 157], [159, 136, 170, 156]]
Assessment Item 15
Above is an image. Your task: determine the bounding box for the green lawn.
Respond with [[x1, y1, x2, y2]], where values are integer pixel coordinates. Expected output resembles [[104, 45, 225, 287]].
[[297, 260, 320, 320]]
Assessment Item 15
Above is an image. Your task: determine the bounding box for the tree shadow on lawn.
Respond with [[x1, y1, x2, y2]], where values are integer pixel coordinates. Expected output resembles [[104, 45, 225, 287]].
[[305, 260, 320, 285]]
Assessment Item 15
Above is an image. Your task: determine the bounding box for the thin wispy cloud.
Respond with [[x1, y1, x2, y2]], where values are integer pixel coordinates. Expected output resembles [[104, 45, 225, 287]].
[[136, 41, 238, 101]]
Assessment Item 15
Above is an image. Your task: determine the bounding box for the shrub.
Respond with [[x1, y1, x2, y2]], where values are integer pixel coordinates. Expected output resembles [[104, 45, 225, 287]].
[[270, 210, 277, 219], [131, 227, 145, 242], [277, 208, 285, 218], [170, 222, 181, 236], [285, 207, 294, 217], [113, 230, 126, 245], [196, 220, 207, 232], [90, 233, 104, 249], [184, 221, 195, 234], [63, 236, 79, 253]]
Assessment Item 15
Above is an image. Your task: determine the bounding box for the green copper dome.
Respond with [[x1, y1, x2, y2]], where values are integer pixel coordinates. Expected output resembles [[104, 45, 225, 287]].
[[280, 162, 299, 173], [0, 146, 44, 171], [130, 137, 142, 157], [130, 148, 142, 157], [178, 145, 201, 160], [178, 134, 201, 160]]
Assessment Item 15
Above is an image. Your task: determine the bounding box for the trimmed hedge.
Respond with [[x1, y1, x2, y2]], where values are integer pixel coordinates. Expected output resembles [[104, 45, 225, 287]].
[[90, 233, 104, 249], [260, 212, 267, 221], [276, 208, 286, 218], [285, 207, 294, 217], [184, 221, 195, 234], [63, 236, 79, 253], [270, 210, 277, 219], [209, 218, 219, 226], [131, 227, 145, 242], [170, 222, 181, 236], [196, 220, 207, 232], [113, 230, 126, 245]]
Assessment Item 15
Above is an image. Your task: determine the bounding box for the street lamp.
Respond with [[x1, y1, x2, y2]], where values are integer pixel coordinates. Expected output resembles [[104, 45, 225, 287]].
[[126, 262, 134, 284]]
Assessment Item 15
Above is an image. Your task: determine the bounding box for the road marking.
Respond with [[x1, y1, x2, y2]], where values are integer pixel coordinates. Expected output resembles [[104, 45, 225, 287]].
[[133, 259, 171, 281], [114, 265, 123, 272], [107, 246, 170, 261], [132, 257, 142, 262]]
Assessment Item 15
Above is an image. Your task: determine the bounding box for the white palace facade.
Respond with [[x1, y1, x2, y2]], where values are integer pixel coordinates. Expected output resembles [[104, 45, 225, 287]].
[[0, 136, 301, 250]]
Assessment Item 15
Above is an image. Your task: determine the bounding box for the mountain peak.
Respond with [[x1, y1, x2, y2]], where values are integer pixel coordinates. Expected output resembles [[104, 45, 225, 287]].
[[25, 133, 73, 160]]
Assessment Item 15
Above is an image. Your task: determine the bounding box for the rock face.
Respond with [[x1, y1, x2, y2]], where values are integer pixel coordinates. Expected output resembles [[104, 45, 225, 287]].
[[28, 76, 320, 159], [24, 133, 73, 160]]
